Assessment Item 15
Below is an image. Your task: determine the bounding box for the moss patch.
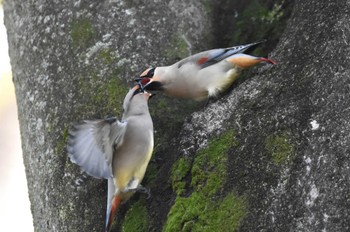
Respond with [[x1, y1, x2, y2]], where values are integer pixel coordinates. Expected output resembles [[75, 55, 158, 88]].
[[191, 130, 238, 197], [142, 162, 159, 187], [164, 191, 246, 232], [265, 134, 295, 165], [231, 1, 285, 43], [226, 0, 292, 55], [70, 18, 95, 48], [122, 201, 150, 232], [171, 157, 191, 195], [98, 48, 117, 65], [165, 34, 190, 61], [78, 71, 128, 117], [165, 130, 246, 232], [55, 127, 69, 155]]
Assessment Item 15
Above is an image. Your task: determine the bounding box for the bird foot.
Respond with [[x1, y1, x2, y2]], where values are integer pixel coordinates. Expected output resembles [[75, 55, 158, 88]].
[[131, 185, 151, 199], [105, 116, 117, 123]]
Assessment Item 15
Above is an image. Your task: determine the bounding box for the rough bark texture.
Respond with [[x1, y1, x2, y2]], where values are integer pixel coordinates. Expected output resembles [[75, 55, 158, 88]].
[[5, 0, 350, 232], [176, 1, 350, 232], [4, 1, 209, 231]]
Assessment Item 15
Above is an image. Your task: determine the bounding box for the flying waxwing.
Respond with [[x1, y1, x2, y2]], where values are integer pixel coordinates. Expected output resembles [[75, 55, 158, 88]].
[[67, 85, 154, 232], [137, 41, 276, 101]]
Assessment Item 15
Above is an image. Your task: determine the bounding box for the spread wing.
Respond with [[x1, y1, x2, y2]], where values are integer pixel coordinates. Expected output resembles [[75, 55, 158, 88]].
[[176, 41, 263, 69], [67, 117, 127, 179]]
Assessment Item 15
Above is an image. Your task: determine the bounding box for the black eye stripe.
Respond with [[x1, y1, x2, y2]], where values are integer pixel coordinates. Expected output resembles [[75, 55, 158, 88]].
[[148, 68, 155, 76], [142, 67, 155, 78]]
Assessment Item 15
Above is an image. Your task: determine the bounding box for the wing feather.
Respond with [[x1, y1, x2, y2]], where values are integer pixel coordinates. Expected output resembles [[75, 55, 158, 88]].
[[176, 41, 264, 69], [67, 117, 127, 179]]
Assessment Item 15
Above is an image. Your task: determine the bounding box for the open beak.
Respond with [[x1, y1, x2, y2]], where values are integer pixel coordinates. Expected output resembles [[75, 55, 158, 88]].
[[143, 79, 163, 91], [133, 77, 142, 83], [134, 77, 145, 90]]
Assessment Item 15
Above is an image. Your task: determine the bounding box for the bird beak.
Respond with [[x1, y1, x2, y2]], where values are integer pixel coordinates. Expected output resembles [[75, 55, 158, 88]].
[[131, 84, 140, 91], [143, 79, 163, 91], [258, 57, 277, 65], [133, 77, 146, 90], [133, 77, 142, 83]]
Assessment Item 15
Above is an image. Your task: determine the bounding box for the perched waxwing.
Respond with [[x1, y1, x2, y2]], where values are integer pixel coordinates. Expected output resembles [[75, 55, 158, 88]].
[[137, 41, 276, 101], [67, 85, 154, 232]]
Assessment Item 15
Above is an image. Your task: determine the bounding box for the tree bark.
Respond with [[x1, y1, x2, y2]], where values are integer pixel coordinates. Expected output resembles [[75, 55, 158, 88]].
[[5, 0, 349, 232], [4, 1, 209, 231], [177, 1, 350, 232]]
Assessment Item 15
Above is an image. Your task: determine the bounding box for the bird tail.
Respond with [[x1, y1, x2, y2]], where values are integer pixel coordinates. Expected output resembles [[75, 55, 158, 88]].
[[105, 194, 122, 232]]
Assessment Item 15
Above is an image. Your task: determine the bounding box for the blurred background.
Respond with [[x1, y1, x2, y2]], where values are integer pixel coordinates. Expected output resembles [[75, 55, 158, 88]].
[[0, 5, 34, 231]]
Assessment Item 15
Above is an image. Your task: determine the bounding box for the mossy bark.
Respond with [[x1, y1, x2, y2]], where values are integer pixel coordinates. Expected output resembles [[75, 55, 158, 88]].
[[174, 1, 350, 232], [4, 1, 209, 231], [6, 1, 349, 232]]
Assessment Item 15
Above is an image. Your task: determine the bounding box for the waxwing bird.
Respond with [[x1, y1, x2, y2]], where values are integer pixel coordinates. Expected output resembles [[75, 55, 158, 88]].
[[67, 85, 154, 232], [137, 41, 276, 101]]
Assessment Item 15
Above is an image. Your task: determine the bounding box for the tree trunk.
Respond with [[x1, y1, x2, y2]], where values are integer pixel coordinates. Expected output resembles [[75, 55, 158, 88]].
[[5, 0, 349, 232], [175, 1, 350, 232], [4, 1, 209, 231]]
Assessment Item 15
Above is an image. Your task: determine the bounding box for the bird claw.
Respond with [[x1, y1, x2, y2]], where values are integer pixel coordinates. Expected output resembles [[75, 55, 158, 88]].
[[134, 185, 151, 199], [105, 117, 117, 123]]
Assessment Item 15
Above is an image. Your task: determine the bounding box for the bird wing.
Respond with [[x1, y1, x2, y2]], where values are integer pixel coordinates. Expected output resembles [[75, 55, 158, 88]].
[[176, 41, 264, 69], [67, 117, 127, 179]]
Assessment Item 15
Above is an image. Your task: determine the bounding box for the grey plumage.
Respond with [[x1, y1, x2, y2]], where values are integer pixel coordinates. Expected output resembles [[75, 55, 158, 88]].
[[140, 41, 276, 101], [67, 85, 154, 231]]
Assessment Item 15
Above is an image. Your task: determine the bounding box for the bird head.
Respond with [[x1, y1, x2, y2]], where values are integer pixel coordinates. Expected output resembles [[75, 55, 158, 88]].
[[131, 84, 155, 100], [227, 54, 276, 69], [134, 67, 164, 91], [123, 85, 155, 113]]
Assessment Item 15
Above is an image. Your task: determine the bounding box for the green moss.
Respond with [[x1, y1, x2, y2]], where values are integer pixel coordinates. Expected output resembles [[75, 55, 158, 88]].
[[165, 34, 190, 60], [227, 0, 291, 56], [265, 134, 294, 165], [200, 0, 214, 14], [122, 201, 150, 232], [231, 1, 268, 45], [203, 193, 246, 231], [165, 130, 246, 232], [98, 48, 117, 65], [171, 157, 191, 195], [78, 71, 128, 116], [58, 201, 74, 221], [191, 130, 237, 197], [55, 127, 69, 155], [70, 18, 95, 48], [105, 74, 129, 114], [261, 3, 284, 23], [164, 191, 246, 232], [143, 162, 158, 187]]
